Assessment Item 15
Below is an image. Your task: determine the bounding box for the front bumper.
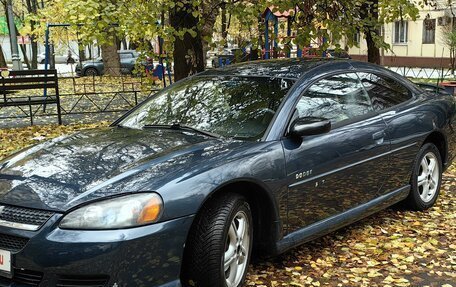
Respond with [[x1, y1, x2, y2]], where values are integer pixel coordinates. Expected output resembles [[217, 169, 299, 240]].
[[0, 214, 194, 287]]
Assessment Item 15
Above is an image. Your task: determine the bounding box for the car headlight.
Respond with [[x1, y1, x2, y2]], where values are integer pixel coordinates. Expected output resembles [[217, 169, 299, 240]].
[[60, 193, 163, 230]]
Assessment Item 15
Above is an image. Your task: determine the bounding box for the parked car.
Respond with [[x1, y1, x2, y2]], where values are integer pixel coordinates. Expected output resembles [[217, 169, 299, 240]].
[[0, 59, 454, 287], [211, 48, 250, 68], [326, 49, 351, 59], [300, 48, 351, 59], [38, 52, 79, 64], [75, 50, 140, 76]]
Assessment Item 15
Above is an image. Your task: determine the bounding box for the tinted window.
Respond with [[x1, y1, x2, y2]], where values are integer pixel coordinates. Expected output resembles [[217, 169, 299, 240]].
[[357, 72, 412, 110], [296, 73, 373, 123], [120, 76, 294, 139], [119, 53, 133, 59]]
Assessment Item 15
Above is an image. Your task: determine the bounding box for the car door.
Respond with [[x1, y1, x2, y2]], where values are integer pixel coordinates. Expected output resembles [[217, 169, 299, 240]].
[[119, 53, 133, 73], [282, 72, 390, 233], [357, 72, 419, 194]]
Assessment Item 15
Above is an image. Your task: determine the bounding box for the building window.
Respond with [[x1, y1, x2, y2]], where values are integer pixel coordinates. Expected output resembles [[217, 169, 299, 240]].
[[423, 19, 436, 44], [354, 31, 360, 44], [394, 21, 408, 44]]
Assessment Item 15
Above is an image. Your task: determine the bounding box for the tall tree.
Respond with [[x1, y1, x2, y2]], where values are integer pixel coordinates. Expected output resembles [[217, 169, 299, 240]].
[[169, 0, 205, 80], [25, 0, 39, 69], [360, 0, 381, 64], [31, 0, 122, 75]]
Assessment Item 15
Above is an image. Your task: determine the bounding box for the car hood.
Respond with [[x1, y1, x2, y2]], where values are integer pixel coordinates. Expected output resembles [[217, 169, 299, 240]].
[[0, 127, 233, 212], [81, 59, 102, 65]]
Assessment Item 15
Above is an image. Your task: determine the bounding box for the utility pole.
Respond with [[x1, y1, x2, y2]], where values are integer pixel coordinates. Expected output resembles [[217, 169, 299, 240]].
[[7, 0, 22, 70]]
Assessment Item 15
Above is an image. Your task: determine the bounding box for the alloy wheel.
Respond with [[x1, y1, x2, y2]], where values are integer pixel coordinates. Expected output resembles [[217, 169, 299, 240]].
[[417, 152, 440, 203], [224, 211, 250, 287]]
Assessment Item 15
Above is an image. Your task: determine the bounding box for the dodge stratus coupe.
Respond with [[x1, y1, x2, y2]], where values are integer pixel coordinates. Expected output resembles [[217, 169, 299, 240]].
[[0, 59, 454, 287]]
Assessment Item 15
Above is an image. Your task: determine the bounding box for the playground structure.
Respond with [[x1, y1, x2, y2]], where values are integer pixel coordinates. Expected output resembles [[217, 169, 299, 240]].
[[262, 6, 326, 60], [262, 6, 293, 59], [212, 7, 327, 68]]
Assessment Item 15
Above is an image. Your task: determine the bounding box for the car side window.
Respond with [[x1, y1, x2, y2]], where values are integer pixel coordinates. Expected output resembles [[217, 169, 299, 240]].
[[357, 72, 412, 111], [119, 53, 133, 59], [296, 73, 373, 124]]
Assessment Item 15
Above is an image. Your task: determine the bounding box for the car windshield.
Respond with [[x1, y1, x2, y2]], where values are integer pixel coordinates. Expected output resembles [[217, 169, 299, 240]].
[[119, 76, 294, 140]]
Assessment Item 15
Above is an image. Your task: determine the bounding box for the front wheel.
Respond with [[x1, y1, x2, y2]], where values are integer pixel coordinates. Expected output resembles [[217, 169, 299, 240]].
[[84, 67, 99, 77], [405, 143, 442, 210], [182, 193, 253, 287]]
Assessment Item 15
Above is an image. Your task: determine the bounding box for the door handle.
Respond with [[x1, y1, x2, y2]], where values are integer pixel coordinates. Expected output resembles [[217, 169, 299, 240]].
[[372, 131, 386, 145]]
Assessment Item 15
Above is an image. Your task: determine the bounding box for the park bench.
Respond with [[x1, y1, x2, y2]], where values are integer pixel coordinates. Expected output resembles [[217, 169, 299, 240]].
[[0, 69, 62, 125]]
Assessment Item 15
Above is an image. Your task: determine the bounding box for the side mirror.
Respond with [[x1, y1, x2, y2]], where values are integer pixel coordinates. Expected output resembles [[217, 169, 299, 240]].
[[289, 117, 331, 138]]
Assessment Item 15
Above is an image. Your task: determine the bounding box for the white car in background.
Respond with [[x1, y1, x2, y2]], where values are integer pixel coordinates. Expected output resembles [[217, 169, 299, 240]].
[[37, 52, 79, 64]]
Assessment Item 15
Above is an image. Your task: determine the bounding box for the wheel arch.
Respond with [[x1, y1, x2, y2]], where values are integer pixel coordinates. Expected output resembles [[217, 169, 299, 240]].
[[423, 130, 448, 168], [83, 66, 99, 76], [185, 179, 283, 258]]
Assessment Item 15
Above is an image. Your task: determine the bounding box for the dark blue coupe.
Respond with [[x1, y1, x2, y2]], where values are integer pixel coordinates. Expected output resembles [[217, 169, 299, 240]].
[[0, 59, 454, 287]]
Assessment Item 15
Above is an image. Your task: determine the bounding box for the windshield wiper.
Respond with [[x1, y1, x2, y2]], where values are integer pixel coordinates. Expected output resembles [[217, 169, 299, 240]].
[[143, 124, 221, 139]]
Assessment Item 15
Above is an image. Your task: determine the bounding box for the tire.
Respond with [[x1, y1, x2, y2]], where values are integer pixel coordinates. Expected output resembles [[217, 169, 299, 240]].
[[182, 193, 253, 287], [405, 143, 443, 210], [84, 67, 99, 77]]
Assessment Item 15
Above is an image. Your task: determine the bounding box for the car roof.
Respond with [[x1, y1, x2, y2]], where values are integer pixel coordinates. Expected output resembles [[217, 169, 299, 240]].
[[201, 58, 350, 80]]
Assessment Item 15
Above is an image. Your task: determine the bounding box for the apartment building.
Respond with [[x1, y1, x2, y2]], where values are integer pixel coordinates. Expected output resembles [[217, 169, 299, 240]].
[[349, 1, 456, 67]]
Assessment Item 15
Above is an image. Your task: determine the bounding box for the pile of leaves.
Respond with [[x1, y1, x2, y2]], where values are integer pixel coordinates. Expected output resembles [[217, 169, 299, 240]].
[[0, 124, 454, 287]]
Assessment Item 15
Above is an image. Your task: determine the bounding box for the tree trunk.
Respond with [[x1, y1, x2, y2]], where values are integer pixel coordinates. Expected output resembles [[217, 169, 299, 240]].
[[200, 2, 220, 68], [170, 1, 205, 81], [101, 36, 121, 76], [361, 0, 381, 64], [129, 41, 139, 51], [451, 48, 456, 75], [19, 44, 31, 69], [26, 0, 39, 69], [88, 44, 92, 59], [14, 26, 31, 69], [221, 3, 228, 47], [49, 44, 56, 69], [0, 45, 7, 68], [78, 39, 86, 62], [365, 31, 381, 64], [116, 38, 122, 50], [30, 42, 38, 69]]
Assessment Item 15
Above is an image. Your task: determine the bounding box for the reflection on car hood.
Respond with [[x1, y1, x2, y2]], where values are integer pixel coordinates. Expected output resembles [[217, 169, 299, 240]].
[[0, 127, 234, 212]]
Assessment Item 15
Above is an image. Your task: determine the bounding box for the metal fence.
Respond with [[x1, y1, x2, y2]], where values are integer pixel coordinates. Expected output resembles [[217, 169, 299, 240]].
[[0, 89, 157, 128], [0, 67, 162, 128], [386, 66, 454, 80]]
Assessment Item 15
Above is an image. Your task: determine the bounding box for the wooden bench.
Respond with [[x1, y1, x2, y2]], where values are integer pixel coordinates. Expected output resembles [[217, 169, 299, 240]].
[[0, 69, 62, 125]]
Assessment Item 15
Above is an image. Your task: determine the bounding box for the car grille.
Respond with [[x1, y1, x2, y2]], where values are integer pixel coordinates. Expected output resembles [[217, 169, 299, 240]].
[[56, 275, 109, 287], [0, 233, 28, 252], [0, 204, 54, 231], [13, 268, 43, 286], [0, 268, 43, 287]]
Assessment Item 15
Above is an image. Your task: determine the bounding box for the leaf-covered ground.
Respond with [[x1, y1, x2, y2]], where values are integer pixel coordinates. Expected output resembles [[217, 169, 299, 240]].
[[246, 177, 455, 287], [0, 124, 454, 287]]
